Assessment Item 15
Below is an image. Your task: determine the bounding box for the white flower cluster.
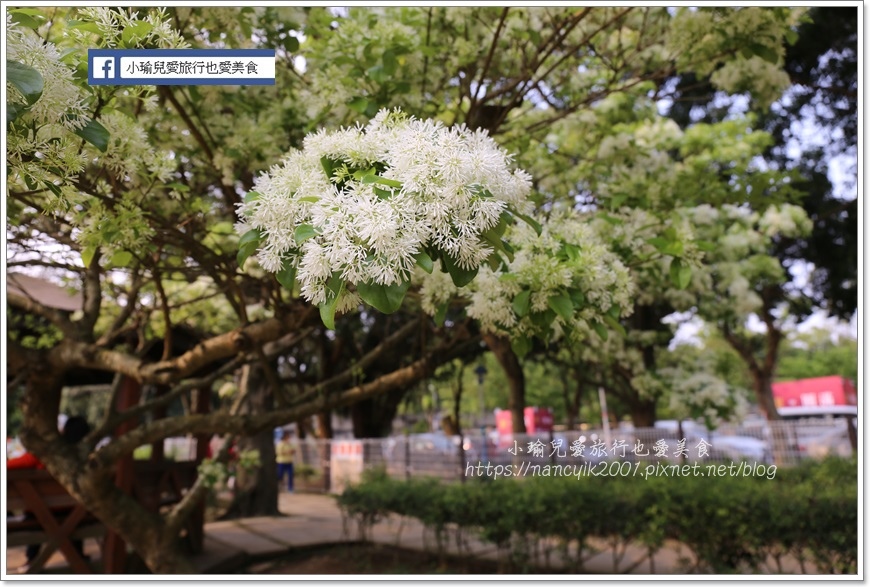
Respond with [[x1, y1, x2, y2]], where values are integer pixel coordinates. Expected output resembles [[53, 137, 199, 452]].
[[758, 203, 813, 238], [99, 112, 176, 183], [688, 201, 809, 321], [419, 210, 635, 340], [7, 18, 88, 130], [236, 109, 532, 306], [69, 7, 189, 49], [665, 371, 749, 429], [299, 13, 420, 119]]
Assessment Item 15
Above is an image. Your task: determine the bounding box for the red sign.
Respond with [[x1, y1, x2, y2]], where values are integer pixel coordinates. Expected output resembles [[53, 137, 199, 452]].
[[495, 407, 554, 435], [772, 376, 857, 408]]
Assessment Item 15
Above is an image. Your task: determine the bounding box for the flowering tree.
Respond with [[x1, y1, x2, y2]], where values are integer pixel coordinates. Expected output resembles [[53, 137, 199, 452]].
[[5, 6, 806, 573]]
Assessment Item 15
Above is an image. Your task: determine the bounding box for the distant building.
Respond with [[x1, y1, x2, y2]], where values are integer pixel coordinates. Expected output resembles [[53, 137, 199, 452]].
[[772, 376, 857, 408]]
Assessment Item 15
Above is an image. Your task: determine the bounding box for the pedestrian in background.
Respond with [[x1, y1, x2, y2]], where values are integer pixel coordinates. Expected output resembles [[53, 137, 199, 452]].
[[275, 431, 295, 493]]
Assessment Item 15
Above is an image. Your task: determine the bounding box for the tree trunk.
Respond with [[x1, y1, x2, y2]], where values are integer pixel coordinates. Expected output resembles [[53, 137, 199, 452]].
[[628, 397, 656, 428], [483, 334, 526, 434], [222, 363, 280, 519], [350, 389, 405, 437], [20, 362, 195, 573], [752, 371, 782, 422], [315, 411, 333, 439]]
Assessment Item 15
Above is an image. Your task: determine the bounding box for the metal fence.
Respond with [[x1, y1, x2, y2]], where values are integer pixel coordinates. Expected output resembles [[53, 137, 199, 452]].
[[289, 418, 857, 491]]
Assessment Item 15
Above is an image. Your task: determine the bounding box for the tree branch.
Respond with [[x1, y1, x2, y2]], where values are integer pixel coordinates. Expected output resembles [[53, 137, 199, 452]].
[[93, 329, 475, 465], [79, 250, 103, 341], [8, 291, 78, 339], [96, 271, 144, 346], [55, 307, 316, 385], [288, 316, 424, 399]]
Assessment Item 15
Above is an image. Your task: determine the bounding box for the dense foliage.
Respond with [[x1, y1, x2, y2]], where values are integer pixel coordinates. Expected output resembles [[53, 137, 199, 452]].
[[339, 458, 858, 574]]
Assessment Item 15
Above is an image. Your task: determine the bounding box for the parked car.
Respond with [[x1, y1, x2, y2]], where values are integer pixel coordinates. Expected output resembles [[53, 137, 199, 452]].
[[777, 405, 857, 458]]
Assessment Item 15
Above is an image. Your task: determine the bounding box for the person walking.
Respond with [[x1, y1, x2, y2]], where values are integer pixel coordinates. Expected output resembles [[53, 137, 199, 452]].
[[275, 430, 295, 493]]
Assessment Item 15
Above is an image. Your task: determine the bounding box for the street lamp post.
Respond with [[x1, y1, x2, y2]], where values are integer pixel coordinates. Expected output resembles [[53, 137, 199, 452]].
[[474, 364, 488, 462]]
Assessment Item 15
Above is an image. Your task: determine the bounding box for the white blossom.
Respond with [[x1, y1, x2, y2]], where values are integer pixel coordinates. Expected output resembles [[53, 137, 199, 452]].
[[238, 109, 532, 308]]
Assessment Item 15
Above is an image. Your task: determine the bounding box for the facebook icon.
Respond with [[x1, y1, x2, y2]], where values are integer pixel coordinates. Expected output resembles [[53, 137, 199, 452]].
[[92, 57, 115, 79]]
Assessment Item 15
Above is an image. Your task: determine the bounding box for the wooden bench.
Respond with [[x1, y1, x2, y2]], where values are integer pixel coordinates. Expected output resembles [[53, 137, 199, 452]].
[[7, 461, 204, 574], [7, 469, 105, 574]]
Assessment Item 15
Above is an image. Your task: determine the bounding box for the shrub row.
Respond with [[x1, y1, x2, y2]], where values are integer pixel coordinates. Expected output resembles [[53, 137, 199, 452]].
[[337, 458, 857, 574]]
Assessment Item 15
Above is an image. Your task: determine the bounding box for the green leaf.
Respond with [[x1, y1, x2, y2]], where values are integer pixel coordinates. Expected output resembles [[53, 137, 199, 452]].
[[591, 321, 608, 341], [598, 213, 623, 226], [751, 43, 779, 64], [10, 10, 43, 30], [509, 208, 542, 236], [284, 35, 300, 52], [361, 174, 402, 188], [237, 229, 262, 268], [367, 64, 386, 84], [547, 294, 574, 323], [320, 156, 337, 179], [111, 250, 133, 267], [121, 21, 153, 46], [442, 253, 478, 287], [237, 241, 259, 268], [276, 260, 297, 290], [511, 335, 532, 358], [348, 96, 369, 114], [81, 247, 96, 268], [695, 239, 716, 253], [530, 309, 556, 330], [647, 236, 683, 257], [356, 280, 410, 314], [434, 302, 449, 327], [7, 102, 28, 124], [298, 195, 320, 203], [481, 229, 514, 263], [603, 315, 626, 337], [7, 60, 44, 105], [319, 275, 345, 330], [42, 181, 62, 198], [73, 118, 110, 152], [239, 228, 262, 247], [559, 243, 580, 262], [167, 182, 190, 193], [382, 49, 398, 75], [485, 251, 504, 272], [414, 251, 434, 274], [10, 8, 47, 17], [69, 20, 103, 35], [294, 224, 319, 245], [372, 187, 393, 200], [606, 304, 621, 320], [244, 190, 260, 203], [669, 258, 692, 290], [512, 290, 531, 317]]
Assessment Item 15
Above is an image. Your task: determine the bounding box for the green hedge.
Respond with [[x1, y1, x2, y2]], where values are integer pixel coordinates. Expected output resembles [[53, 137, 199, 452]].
[[337, 458, 858, 574]]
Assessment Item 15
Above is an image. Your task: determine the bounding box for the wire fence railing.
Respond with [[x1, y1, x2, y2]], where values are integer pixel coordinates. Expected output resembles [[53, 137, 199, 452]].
[[288, 418, 856, 492]]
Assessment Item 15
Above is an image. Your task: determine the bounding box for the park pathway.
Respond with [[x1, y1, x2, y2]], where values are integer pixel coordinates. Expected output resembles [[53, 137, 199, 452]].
[[6, 492, 812, 576]]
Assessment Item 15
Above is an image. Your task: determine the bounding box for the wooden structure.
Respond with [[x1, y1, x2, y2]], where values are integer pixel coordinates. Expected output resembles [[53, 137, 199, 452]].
[[7, 274, 215, 573], [101, 374, 211, 573], [7, 470, 105, 573], [7, 369, 210, 574], [7, 459, 202, 574]]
